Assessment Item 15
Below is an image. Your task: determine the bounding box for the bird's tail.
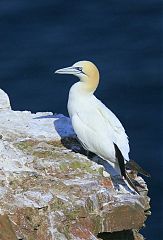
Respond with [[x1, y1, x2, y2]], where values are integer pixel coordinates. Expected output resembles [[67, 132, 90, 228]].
[[125, 160, 151, 177]]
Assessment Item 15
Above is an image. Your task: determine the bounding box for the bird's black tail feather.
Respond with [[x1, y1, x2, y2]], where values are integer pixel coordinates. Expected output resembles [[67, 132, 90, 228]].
[[125, 159, 151, 177]]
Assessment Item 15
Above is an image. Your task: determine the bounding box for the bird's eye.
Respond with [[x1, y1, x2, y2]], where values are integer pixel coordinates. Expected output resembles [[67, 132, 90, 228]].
[[75, 67, 82, 71]]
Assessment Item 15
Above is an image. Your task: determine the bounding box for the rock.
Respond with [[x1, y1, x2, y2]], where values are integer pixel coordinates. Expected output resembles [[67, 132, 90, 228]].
[[0, 89, 11, 110], [0, 90, 150, 240], [0, 215, 18, 240]]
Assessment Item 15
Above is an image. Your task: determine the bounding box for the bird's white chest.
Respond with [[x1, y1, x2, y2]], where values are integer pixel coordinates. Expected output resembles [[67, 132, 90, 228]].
[[67, 83, 92, 117]]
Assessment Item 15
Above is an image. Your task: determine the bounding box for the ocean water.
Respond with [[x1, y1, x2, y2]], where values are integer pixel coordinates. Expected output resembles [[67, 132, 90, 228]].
[[0, 0, 162, 239]]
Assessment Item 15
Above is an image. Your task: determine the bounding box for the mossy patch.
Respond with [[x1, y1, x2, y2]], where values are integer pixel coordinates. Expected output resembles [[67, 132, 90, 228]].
[[15, 140, 75, 160], [59, 160, 100, 175], [15, 140, 38, 152], [15, 139, 65, 152], [32, 150, 62, 159]]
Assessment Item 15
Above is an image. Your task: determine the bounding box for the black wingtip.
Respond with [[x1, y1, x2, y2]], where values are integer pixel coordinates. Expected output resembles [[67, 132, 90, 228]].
[[114, 143, 126, 178], [114, 143, 140, 194]]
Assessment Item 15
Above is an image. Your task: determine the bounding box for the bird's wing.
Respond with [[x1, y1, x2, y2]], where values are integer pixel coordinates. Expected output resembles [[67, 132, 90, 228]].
[[71, 98, 118, 156], [71, 111, 106, 153], [96, 99, 130, 160]]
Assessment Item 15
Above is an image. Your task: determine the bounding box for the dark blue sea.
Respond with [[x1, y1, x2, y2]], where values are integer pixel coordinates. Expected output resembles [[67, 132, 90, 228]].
[[0, 0, 162, 239]]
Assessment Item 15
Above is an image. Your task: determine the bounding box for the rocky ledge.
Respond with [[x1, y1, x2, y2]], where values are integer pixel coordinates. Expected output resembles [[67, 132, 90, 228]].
[[0, 89, 150, 240]]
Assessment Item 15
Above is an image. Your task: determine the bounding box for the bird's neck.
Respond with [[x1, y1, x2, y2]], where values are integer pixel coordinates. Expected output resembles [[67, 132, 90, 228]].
[[70, 82, 93, 96], [79, 74, 99, 93]]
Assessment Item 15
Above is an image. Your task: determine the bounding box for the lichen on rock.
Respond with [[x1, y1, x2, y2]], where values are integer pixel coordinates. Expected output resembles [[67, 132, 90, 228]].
[[0, 89, 150, 240]]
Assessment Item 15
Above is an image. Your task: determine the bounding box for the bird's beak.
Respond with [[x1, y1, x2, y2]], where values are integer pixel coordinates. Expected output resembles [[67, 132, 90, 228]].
[[55, 66, 79, 75]]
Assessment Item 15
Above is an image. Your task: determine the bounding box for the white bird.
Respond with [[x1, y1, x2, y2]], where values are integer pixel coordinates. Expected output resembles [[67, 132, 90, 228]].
[[55, 60, 141, 193]]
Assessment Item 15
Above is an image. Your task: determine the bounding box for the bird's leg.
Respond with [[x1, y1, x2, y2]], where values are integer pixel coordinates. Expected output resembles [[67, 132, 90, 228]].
[[86, 150, 96, 160], [86, 150, 90, 158]]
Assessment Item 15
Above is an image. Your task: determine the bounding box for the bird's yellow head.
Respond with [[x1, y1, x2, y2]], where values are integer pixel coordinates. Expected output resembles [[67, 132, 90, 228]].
[[55, 61, 99, 92]]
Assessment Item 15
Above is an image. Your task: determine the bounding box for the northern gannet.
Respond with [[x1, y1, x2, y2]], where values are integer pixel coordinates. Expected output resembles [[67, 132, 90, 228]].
[[55, 61, 148, 193]]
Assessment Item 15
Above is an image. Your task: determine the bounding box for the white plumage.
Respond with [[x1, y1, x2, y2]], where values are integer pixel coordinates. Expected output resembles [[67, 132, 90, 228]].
[[68, 84, 130, 172], [55, 60, 130, 177]]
